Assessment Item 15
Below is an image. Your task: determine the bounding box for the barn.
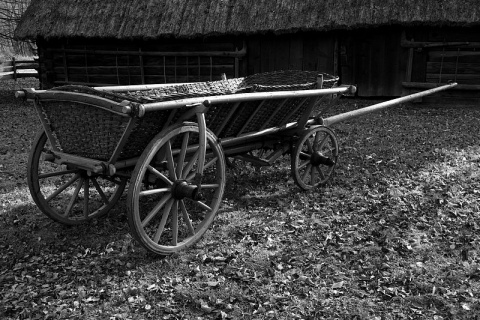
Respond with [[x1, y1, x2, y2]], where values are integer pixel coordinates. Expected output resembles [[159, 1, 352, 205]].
[[14, 0, 480, 102]]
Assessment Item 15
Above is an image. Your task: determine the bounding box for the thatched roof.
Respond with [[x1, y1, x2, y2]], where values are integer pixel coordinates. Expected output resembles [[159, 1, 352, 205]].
[[15, 0, 480, 40]]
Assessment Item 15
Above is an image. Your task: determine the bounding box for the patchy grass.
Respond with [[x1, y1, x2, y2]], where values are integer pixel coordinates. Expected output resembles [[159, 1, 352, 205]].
[[1, 80, 479, 319]]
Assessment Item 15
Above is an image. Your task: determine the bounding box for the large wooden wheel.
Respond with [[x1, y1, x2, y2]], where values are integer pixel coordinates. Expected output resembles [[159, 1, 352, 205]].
[[27, 130, 127, 225], [127, 122, 226, 256], [291, 126, 339, 190]]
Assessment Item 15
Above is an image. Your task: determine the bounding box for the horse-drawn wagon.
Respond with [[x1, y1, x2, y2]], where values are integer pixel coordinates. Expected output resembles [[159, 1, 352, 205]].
[[17, 70, 455, 255]]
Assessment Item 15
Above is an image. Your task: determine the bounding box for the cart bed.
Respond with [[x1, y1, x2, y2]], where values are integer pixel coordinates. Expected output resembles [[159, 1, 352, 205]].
[[34, 70, 339, 161]]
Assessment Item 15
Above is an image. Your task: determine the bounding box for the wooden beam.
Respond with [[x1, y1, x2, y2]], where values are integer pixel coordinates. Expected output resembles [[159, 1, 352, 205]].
[[46, 47, 247, 58], [400, 32, 480, 48], [402, 81, 480, 91]]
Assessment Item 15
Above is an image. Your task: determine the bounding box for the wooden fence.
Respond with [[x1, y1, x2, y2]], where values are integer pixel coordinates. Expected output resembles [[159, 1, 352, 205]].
[[0, 57, 38, 80]]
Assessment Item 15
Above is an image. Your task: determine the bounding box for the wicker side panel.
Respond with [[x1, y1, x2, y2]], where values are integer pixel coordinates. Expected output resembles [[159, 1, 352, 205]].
[[217, 100, 262, 138], [217, 82, 319, 137], [40, 101, 131, 160], [119, 109, 177, 159], [275, 96, 318, 125]]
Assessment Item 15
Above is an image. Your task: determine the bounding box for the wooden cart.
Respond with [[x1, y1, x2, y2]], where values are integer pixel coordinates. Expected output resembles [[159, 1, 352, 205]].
[[17, 70, 456, 256]]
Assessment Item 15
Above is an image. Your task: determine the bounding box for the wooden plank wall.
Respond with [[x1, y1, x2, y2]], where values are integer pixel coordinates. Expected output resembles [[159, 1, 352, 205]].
[[37, 38, 246, 89], [403, 27, 480, 104], [339, 28, 407, 97], [246, 33, 336, 76]]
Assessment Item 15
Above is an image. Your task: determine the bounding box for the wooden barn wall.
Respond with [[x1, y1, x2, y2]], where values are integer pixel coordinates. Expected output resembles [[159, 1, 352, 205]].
[[403, 26, 480, 104], [245, 29, 406, 97], [245, 33, 336, 77], [36, 37, 246, 89], [338, 28, 407, 97], [37, 27, 479, 102], [37, 31, 405, 96]]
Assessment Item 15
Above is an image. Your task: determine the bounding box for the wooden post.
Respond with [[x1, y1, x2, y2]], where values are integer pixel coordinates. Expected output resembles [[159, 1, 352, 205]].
[[12, 57, 16, 81], [84, 46, 90, 84], [139, 48, 145, 84], [403, 47, 415, 97], [405, 48, 414, 82], [333, 36, 339, 77], [210, 57, 213, 81], [62, 45, 69, 83], [115, 48, 120, 85]]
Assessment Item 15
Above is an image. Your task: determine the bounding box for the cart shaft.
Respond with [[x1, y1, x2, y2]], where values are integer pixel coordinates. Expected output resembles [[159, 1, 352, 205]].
[[322, 82, 457, 126]]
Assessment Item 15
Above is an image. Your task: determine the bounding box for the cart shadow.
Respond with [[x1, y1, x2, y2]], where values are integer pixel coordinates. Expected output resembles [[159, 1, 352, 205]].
[[0, 201, 145, 269]]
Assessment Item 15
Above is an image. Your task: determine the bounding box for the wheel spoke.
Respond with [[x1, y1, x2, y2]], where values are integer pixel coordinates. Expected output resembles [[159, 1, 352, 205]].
[[298, 160, 310, 170], [317, 134, 329, 151], [314, 131, 320, 147], [186, 156, 217, 181], [46, 173, 81, 202], [139, 187, 170, 197], [316, 165, 326, 181], [187, 198, 212, 211], [39, 169, 77, 179], [176, 132, 190, 179], [141, 194, 172, 227], [305, 139, 313, 153], [147, 165, 173, 186], [204, 156, 218, 170], [103, 176, 123, 185], [91, 177, 110, 205], [83, 178, 89, 218], [165, 141, 177, 180], [301, 164, 311, 183], [153, 199, 174, 243], [310, 165, 317, 185], [63, 177, 84, 217], [299, 151, 311, 160], [180, 200, 195, 236], [182, 149, 200, 178], [171, 201, 178, 246], [200, 183, 220, 189]]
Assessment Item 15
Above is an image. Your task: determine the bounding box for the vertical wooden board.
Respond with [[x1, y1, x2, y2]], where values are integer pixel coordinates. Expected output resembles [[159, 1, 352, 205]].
[[355, 34, 372, 96], [274, 36, 291, 71], [385, 30, 405, 96], [247, 38, 262, 75], [300, 33, 335, 74], [355, 29, 404, 96], [338, 33, 356, 86], [371, 33, 389, 96], [302, 35, 317, 71], [289, 37, 303, 70], [260, 37, 276, 72], [411, 50, 427, 83]]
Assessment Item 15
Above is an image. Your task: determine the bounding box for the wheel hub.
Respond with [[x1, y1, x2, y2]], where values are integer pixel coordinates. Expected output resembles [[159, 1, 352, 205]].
[[171, 180, 200, 200], [310, 151, 335, 166]]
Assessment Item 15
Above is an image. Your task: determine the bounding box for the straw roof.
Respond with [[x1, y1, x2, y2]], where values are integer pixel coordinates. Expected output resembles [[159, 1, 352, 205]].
[[15, 0, 480, 40]]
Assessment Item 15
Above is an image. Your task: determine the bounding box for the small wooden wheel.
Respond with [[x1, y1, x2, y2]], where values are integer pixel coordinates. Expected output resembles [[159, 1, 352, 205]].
[[291, 126, 339, 190], [27, 130, 127, 225], [127, 123, 226, 256]]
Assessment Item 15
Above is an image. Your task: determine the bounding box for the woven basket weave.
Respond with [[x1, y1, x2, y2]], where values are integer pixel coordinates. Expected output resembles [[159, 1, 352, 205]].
[[41, 71, 338, 160]]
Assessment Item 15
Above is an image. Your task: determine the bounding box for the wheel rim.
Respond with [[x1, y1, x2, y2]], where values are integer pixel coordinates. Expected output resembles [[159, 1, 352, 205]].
[[292, 126, 338, 190], [128, 124, 225, 255], [27, 130, 126, 225]]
